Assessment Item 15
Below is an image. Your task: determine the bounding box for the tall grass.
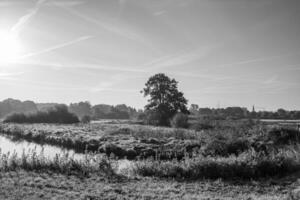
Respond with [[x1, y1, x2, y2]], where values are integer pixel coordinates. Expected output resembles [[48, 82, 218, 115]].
[[134, 146, 300, 180], [0, 148, 116, 176]]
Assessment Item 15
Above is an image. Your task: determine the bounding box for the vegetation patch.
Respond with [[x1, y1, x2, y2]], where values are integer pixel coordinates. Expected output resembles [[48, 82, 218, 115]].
[[135, 147, 300, 180]]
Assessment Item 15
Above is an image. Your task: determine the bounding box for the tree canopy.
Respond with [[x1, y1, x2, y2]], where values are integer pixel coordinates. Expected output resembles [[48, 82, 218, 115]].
[[142, 73, 188, 126]]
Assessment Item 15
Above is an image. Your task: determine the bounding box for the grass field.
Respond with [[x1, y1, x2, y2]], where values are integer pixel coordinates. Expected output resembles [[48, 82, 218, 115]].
[[0, 121, 300, 199], [1, 170, 298, 200]]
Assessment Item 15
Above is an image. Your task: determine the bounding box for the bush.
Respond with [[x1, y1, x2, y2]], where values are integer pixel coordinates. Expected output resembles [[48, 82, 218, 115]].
[[144, 111, 161, 126], [171, 113, 189, 128], [4, 105, 79, 124], [81, 115, 91, 123], [268, 127, 300, 145], [203, 132, 251, 157]]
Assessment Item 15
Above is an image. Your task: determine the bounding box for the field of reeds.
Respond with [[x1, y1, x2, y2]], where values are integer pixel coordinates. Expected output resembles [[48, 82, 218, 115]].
[[0, 148, 299, 200], [0, 121, 300, 199]]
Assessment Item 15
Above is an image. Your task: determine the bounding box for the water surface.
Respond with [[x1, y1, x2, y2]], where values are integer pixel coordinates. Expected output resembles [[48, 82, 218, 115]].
[[0, 134, 84, 159]]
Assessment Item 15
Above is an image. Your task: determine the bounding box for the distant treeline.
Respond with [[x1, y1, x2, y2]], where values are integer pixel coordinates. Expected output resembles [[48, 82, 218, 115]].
[[189, 104, 300, 120], [1, 99, 300, 122], [4, 105, 79, 124], [0, 98, 139, 120]]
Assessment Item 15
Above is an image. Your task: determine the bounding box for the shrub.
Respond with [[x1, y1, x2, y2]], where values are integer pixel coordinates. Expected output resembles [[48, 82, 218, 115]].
[[268, 127, 300, 145], [171, 113, 189, 128], [203, 132, 251, 157], [4, 105, 79, 124], [81, 115, 91, 123], [144, 111, 161, 126]]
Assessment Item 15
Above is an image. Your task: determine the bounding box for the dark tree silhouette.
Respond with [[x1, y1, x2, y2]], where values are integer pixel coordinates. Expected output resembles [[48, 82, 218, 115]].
[[142, 73, 188, 126]]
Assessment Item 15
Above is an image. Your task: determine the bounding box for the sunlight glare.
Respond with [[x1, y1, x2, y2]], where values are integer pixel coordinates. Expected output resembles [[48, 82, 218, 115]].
[[0, 30, 22, 63]]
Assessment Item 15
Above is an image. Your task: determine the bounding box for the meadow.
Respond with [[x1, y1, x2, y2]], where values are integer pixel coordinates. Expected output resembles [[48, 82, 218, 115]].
[[0, 120, 300, 199]]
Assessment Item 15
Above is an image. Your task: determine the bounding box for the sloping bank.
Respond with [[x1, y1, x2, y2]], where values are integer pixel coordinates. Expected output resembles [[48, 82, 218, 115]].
[[0, 123, 201, 160]]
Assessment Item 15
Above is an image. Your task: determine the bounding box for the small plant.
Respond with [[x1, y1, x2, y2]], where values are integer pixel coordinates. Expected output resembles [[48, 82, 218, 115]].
[[81, 115, 91, 123], [171, 113, 189, 128]]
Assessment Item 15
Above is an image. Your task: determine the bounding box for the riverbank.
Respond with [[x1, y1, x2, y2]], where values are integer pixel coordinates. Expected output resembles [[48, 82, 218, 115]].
[[0, 123, 203, 159]]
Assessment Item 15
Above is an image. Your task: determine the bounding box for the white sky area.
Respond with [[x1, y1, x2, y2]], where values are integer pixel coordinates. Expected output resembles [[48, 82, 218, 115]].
[[0, 0, 299, 110]]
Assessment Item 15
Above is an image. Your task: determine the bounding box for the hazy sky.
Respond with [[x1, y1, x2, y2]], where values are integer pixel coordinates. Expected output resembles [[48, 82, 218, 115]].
[[0, 0, 299, 110]]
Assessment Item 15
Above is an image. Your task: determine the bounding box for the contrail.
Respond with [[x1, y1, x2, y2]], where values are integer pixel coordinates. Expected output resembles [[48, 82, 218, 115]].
[[213, 51, 300, 69], [58, 4, 158, 52], [10, 0, 47, 35], [12, 60, 147, 73], [18, 35, 93, 59]]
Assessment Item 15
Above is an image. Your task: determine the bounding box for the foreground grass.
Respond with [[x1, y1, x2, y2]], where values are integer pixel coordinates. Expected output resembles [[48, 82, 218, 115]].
[[1, 170, 298, 200], [0, 149, 116, 177]]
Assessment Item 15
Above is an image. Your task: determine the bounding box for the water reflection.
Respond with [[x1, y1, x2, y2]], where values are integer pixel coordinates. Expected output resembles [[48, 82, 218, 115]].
[[0, 134, 84, 160], [0, 134, 133, 173]]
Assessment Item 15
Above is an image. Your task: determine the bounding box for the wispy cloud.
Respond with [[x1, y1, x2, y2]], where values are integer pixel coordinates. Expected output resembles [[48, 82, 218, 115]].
[[0, 72, 23, 78], [12, 60, 147, 73], [263, 75, 278, 85], [212, 51, 300, 69], [0, 1, 24, 7], [89, 74, 137, 93], [59, 5, 142, 41], [10, 0, 46, 35], [45, 0, 85, 7], [143, 46, 217, 70], [18, 36, 93, 59], [57, 4, 158, 51], [153, 10, 167, 16]]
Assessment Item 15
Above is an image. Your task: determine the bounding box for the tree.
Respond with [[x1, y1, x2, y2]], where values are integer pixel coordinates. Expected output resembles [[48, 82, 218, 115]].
[[189, 104, 199, 115], [69, 101, 92, 119], [141, 73, 188, 126]]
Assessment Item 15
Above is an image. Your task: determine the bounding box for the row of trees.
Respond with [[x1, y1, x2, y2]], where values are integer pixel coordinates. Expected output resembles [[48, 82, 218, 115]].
[[0, 99, 138, 121], [69, 102, 138, 120], [4, 105, 79, 124], [189, 105, 300, 120]]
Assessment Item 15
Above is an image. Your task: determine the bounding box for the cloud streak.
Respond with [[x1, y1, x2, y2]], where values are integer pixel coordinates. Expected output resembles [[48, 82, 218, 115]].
[[45, 0, 85, 7], [10, 0, 46, 35], [18, 35, 93, 59], [60, 5, 142, 41], [141, 45, 218, 70], [212, 51, 300, 69]]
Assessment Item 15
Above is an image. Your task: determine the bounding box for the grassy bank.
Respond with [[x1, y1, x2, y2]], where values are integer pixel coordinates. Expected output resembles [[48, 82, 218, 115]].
[[0, 149, 298, 199], [0, 122, 299, 160], [2, 170, 296, 200], [0, 123, 203, 159], [135, 146, 300, 180], [0, 149, 116, 177]]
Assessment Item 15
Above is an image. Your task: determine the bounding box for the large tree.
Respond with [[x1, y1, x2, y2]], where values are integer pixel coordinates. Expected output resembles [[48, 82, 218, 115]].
[[142, 73, 188, 126]]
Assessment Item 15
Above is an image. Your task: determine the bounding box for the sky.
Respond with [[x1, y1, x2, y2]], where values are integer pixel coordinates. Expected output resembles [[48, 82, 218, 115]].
[[0, 0, 299, 111]]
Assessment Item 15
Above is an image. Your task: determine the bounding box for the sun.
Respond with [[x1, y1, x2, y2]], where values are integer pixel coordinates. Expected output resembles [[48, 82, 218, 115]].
[[0, 30, 22, 64]]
